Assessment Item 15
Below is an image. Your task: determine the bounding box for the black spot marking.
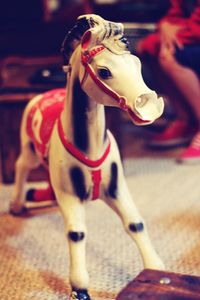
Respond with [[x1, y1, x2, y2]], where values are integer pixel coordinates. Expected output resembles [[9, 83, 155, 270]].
[[102, 25, 107, 41], [129, 222, 144, 233], [70, 167, 88, 200], [72, 79, 89, 152], [68, 231, 85, 242], [108, 162, 118, 198], [104, 128, 107, 142], [108, 22, 112, 37], [29, 142, 35, 154]]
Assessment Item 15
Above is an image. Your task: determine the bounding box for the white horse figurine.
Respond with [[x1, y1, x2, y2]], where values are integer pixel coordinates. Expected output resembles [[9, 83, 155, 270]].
[[10, 15, 164, 300]]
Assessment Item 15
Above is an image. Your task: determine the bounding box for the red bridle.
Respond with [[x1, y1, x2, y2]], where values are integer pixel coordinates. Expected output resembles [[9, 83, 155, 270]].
[[80, 45, 150, 125], [57, 46, 150, 200], [81, 46, 128, 111]]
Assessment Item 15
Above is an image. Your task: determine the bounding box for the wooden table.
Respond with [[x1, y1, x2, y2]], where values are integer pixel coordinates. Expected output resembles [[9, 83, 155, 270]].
[[116, 269, 200, 300], [0, 56, 63, 183]]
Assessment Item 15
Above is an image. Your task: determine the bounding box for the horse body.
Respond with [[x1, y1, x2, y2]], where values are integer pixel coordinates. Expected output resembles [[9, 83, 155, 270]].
[[10, 15, 165, 300]]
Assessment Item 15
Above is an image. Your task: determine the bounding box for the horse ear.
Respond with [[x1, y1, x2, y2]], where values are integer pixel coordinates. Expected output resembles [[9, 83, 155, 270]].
[[81, 30, 92, 51], [81, 28, 103, 51]]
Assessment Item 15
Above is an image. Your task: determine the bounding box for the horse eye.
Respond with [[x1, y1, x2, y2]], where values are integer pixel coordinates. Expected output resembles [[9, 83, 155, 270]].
[[98, 67, 112, 79]]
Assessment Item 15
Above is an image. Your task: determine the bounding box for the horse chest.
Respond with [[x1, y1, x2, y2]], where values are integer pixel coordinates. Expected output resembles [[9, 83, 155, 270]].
[[57, 157, 118, 202], [27, 88, 114, 201], [67, 166, 103, 201]]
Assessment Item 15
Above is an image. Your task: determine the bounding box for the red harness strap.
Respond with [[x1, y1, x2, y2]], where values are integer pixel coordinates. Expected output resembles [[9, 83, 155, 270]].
[[58, 118, 111, 168], [58, 118, 111, 200], [81, 47, 128, 111], [91, 169, 102, 200]]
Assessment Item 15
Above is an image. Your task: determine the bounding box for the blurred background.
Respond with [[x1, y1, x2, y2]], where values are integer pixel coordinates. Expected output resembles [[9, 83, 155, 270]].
[[0, 0, 175, 183], [1, 4, 200, 299]]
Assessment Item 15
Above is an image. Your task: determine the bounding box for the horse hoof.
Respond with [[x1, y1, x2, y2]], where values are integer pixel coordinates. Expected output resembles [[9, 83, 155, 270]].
[[70, 289, 91, 300]]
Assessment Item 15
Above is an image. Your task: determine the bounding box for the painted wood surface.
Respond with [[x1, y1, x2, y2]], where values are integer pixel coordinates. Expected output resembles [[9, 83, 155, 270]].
[[117, 269, 200, 300]]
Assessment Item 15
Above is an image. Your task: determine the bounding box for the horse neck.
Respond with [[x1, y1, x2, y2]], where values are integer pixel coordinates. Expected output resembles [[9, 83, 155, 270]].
[[61, 55, 106, 160]]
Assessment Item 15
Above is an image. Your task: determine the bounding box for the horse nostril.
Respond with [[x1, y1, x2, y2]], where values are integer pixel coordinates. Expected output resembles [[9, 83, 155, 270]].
[[135, 96, 148, 108], [133, 92, 164, 121], [135, 92, 158, 108]]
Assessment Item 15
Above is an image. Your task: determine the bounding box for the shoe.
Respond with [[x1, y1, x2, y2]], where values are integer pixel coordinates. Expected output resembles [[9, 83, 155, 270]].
[[146, 120, 195, 148], [177, 131, 200, 164]]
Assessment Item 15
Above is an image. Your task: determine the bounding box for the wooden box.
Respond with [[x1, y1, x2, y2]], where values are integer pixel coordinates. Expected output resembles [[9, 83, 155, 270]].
[[116, 269, 200, 300]]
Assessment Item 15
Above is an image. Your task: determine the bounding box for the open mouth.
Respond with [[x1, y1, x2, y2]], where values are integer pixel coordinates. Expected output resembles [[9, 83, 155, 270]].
[[127, 107, 152, 126]]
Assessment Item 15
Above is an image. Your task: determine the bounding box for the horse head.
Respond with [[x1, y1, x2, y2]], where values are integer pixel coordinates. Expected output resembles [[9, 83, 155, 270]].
[[61, 14, 164, 125]]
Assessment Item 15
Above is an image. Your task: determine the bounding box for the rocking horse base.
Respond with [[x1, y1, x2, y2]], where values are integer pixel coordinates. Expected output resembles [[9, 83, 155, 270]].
[[10, 189, 57, 216], [25, 187, 57, 211], [25, 199, 57, 210], [116, 269, 200, 300], [10, 200, 57, 216]]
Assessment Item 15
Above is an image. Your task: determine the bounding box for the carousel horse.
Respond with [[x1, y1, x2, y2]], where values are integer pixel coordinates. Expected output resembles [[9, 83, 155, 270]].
[[10, 15, 165, 300]]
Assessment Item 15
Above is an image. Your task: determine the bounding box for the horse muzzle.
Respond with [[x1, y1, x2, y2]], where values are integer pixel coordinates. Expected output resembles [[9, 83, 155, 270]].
[[128, 92, 164, 125]]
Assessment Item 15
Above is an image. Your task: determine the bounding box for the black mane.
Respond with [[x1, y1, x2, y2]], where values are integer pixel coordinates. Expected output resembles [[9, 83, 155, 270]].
[[61, 17, 91, 65], [61, 15, 129, 66]]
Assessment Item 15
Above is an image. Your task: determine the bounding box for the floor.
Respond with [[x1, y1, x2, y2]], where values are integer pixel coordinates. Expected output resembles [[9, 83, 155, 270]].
[[1, 153, 200, 299], [1, 112, 200, 300]]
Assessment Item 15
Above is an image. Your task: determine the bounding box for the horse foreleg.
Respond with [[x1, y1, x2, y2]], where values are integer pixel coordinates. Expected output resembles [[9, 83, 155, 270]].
[[10, 144, 40, 215], [56, 192, 91, 299], [105, 177, 165, 270]]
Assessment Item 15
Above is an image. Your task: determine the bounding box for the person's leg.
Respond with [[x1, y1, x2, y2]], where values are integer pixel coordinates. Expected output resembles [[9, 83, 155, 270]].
[[159, 49, 200, 162], [159, 52, 200, 124], [141, 55, 196, 148], [137, 35, 195, 123], [142, 55, 194, 123]]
